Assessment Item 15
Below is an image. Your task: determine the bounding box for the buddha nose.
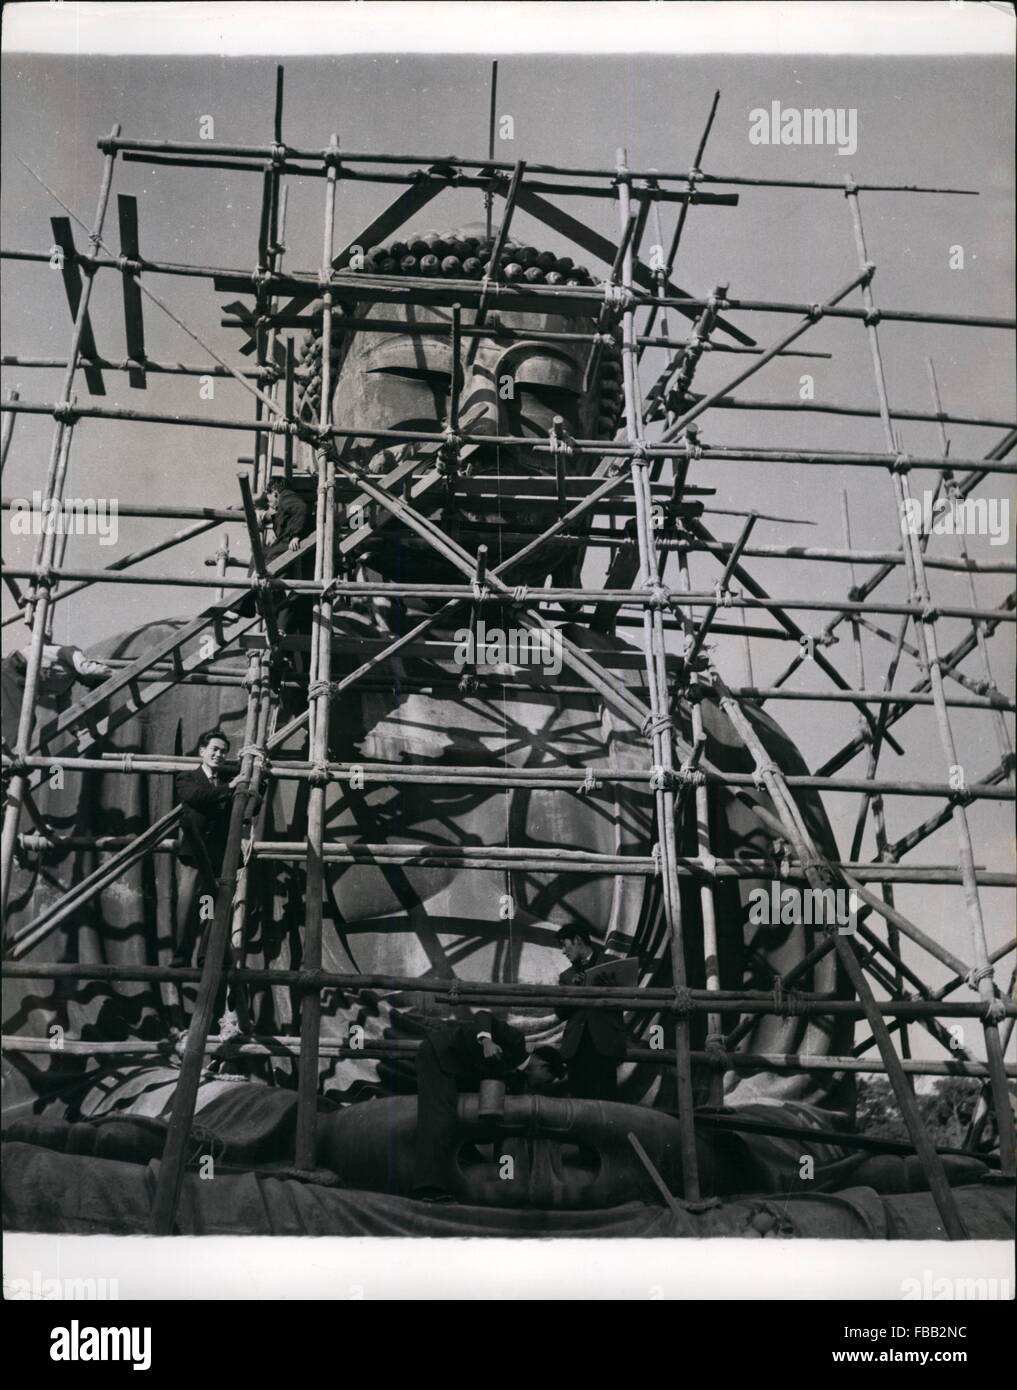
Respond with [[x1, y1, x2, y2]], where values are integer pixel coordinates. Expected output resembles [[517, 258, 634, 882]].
[[455, 360, 549, 477], [455, 364, 502, 440]]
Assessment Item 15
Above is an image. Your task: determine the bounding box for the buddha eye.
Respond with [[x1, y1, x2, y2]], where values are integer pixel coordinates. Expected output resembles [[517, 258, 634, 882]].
[[370, 366, 452, 385], [517, 381, 579, 405]]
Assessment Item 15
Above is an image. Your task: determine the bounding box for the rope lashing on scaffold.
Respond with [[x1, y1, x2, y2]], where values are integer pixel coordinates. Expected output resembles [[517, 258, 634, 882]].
[[307, 680, 335, 702], [751, 761, 780, 791], [966, 960, 1010, 1023], [671, 986, 693, 1019], [439, 430, 463, 470], [713, 581, 735, 607], [966, 963, 996, 990], [237, 744, 270, 777], [982, 995, 1008, 1024], [771, 978, 806, 1018], [50, 401, 79, 425], [548, 420, 576, 463], [308, 762, 330, 788], [704, 1033, 727, 1066], [601, 282, 634, 312], [949, 784, 975, 808], [642, 713, 674, 741], [257, 362, 284, 388], [576, 767, 600, 796], [644, 582, 673, 609]]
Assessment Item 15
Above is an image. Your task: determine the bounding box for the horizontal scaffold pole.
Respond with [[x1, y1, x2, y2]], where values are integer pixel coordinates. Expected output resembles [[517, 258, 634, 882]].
[[4, 564, 1014, 627], [96, 134, 979, 194], [1, 961, 1012, 1020], [3, 399, 1014, 476], [5, 752, 1014, 802], [11, 832, 1011, 887], [4, 248, 1012, 330], [1, 1034, 1012, 1081]]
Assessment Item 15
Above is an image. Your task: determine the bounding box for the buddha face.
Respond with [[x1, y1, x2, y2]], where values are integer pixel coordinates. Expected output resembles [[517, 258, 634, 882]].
[[298, 230, 624, 584]]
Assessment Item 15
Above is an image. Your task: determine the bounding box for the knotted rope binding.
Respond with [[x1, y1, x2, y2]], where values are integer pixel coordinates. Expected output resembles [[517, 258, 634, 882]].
[[751, 761, 779, 790], [642, 713, 674, 741], [577, 767, 600, 796], [601, 283, 633, 311]]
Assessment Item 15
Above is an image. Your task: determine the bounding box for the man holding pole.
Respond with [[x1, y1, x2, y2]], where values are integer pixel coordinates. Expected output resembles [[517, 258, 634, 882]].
[[555, 925, 629, 1101]]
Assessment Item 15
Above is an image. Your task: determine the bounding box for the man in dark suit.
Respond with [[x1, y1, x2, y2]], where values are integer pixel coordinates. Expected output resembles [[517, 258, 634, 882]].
[[555, 925, 627, 1101], [171, 729, 242, 968], [413, 1011, 564, 1202], [226, 480, 313, 637], [262, 479, 312, 566]]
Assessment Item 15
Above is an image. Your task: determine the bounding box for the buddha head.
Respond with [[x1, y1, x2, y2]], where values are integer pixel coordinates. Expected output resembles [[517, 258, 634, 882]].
[[295, 225, 625, 585]]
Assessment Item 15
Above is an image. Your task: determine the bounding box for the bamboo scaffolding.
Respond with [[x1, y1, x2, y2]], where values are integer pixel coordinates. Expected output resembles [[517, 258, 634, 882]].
[[6, 398, 1016, 479], [2, 90, 1013, 1237], [652, 390, 1016, 432], [618, 148, 700, 1196], [0, 126, 121, 919], [770, 429, 1016, 714], [676, 507, 724, 1100], [12, 832, 1011, 887], [94, 132, 982, 194], [7, 562, 1015, 628], [294, 137, 340, 1168], [6, 244, 1015, 331], [926, 358, 1015, 786], [10, 528, 1012, 576], [5, 959, 1014, 1021], [3, 1032, 1011, 1084], [149, 651, 269, 1232], [844, 179, 1014, 1179], [710, 671, 970, 1239], [7, 747, 1014, 802], [0, 388, 20, 477]]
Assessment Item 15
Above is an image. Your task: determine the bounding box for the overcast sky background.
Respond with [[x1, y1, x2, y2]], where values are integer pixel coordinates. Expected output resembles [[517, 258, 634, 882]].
[[2, 7, 1014, 1046]]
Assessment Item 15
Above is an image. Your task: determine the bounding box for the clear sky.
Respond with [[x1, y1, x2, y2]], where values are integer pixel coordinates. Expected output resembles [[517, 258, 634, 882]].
[[1, 9, 1014, 1054]]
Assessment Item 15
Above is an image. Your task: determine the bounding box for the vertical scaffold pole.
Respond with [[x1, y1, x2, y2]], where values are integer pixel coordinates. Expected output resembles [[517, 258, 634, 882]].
[[0, 125, 120, 921], [844, 178, 1015, 1178], [151, 651, 269, 1232], [617, 148, 701, 1200], [674, 539, 724, 1104], [0, 387, 21, 478], [294, 134, 340, 1169], [926, 358, 1014, 783]]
